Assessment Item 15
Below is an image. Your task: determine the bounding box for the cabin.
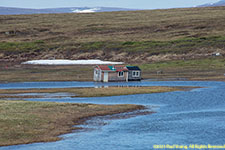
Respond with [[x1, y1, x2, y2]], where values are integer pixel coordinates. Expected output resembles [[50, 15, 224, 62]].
[[94, 65, 129, 82], [94, 65, 141, 82], [126, 66, 142, 81]]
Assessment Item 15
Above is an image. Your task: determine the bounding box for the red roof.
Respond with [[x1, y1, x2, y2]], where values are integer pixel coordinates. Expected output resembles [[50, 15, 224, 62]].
[[98, 65, 111, 71], [97, 65, 128, 71]]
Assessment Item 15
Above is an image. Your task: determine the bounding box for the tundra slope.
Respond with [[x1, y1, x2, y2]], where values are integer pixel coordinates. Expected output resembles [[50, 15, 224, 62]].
[[0, 7, 225, 63]]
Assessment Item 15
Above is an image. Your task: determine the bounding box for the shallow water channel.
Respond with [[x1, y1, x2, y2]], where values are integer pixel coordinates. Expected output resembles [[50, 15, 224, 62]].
[[0, 81, 225, 150]]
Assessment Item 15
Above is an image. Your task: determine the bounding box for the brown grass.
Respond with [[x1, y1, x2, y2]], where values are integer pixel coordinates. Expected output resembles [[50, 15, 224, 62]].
[[0, 86, 182, 99], [0, 7, 225, 63], [1, 7, 225, 43], [0, 100, 145, 146], [0, 64, 93, 82]]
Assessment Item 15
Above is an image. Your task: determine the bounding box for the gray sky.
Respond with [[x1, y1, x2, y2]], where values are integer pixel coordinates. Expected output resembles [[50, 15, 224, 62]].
[[0, 0, 220, 9]]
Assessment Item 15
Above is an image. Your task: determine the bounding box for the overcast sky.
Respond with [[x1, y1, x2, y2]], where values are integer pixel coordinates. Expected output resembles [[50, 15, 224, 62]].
[[0, 0, 220, 9]]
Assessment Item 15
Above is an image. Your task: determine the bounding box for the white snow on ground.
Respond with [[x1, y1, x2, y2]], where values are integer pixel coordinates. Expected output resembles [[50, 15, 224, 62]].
[[71, 8, 100, 13], [22, 59, 124, 65]]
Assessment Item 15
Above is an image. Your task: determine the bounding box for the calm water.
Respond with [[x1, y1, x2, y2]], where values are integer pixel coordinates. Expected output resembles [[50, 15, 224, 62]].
[[0, 81, 225, 150]]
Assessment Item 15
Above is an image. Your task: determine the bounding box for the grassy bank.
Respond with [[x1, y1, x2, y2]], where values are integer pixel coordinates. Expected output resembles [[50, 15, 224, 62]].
[[0, 64, 93, 82], [139, 58, 225, 81], [0, 86, 182, 99], [0, 100, 145, 146], [0, 58, 224, 82]]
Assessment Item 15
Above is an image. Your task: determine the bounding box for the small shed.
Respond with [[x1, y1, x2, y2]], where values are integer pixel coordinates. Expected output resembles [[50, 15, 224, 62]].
[[94, 65, 141, 82], [126, 66, 142, 81]]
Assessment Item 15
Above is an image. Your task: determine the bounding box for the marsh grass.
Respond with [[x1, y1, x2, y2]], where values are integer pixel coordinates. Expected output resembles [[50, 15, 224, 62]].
[[0, 100, 145, 146], [0, 86, 180, 98]]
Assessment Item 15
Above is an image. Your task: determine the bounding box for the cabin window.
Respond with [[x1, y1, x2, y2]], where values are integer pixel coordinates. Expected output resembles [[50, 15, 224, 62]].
[[132, 71, 140, 77], [136, 71, 139, 76], [118, 71, 124, 77]]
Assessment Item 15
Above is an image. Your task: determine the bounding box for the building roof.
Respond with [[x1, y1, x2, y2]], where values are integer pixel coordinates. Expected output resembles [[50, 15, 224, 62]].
[[97, 65, 128, 72], [98, 65, 111, 71], [126, 66, 141, 71]]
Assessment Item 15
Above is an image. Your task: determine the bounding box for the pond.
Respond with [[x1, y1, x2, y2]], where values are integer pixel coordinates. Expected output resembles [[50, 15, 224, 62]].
[[0, 81, 225, 150]]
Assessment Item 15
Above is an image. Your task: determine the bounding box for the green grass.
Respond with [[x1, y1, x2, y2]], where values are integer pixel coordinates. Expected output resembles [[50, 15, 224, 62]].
[[0, 40, 45, 54], [1, 36, 225, 56], [78, 36, 225, 54]]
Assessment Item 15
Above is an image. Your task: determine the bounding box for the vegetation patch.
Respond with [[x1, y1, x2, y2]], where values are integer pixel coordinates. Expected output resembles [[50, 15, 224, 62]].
[[0, 100, 145, 146], [0, 65, 93, 82], [78, 36, 225, 54], [128, 58, 225, 81], [138, 58, 225, 70], [0, 40, 45, 55], [0, 86, 182, 99], [1, 36, 225, 58]]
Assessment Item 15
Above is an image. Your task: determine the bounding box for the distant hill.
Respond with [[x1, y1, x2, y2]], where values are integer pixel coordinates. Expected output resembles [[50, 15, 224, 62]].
[[198, 0, 225, 7], [0, 7, 137, 15]]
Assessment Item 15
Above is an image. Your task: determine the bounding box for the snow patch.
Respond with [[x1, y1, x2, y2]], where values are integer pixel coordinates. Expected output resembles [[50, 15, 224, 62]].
[[71, 8, 100, 13], [22, 59, 124, 65]]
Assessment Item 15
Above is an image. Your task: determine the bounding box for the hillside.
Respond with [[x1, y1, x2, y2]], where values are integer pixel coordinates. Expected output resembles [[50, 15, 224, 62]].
[[0, 6, 225, 63], [199, 0, 225, 7]]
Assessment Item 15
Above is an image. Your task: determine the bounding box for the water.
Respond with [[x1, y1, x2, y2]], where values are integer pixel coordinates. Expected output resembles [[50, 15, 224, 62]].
[[1, 81, 225, 150]]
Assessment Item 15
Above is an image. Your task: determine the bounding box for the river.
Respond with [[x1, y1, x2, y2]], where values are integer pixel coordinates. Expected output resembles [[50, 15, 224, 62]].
[[0, 81, 225, 150]]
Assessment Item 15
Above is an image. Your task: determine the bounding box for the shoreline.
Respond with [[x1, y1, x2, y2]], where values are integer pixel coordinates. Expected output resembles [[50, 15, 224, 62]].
[[0, 100, 147, 147], [0, 78, 225, 84], [0, 85, 180, 146], [0, 79, 211, 146]]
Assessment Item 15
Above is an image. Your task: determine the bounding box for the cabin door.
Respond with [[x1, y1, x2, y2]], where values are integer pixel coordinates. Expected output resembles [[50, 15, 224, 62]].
[[103, 72, 108, 82]]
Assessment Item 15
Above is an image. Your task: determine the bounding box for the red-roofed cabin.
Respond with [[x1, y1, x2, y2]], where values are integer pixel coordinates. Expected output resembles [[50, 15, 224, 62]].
[[94, 65, 129, 82]]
